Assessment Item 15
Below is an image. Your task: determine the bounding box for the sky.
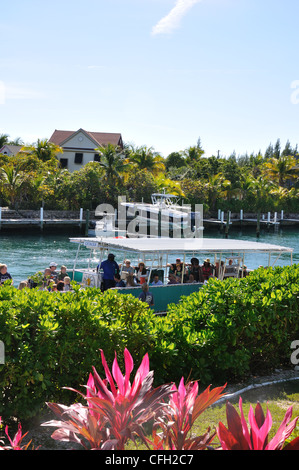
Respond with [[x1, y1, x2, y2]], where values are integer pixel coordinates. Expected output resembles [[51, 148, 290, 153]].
[[1, 0, 299, 158]]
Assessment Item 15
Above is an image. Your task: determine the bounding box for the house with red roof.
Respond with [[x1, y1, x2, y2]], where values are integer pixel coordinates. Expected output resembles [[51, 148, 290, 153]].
[[49, 128, 124, 172]]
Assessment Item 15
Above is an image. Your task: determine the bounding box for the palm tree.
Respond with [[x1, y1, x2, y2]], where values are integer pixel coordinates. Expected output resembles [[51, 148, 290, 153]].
[[154, 173, 185, 197], [183, 145, 205, 164], [0, 164, 24, 208], [263, 155, 299, 187], [203, 173, 231, 211], [96, 143, 129, 183], [0, 134, 9, 149], [128, 146, 165, 176], [22, 139, 63, 162], [246, 175, 275, 236]]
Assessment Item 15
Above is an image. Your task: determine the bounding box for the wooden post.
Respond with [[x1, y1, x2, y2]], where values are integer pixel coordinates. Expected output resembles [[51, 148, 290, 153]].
[[256, 210, 261, 238], [85, 210, 90, 236], [220, 211, 224, 232], [225, 211, 230, 238]]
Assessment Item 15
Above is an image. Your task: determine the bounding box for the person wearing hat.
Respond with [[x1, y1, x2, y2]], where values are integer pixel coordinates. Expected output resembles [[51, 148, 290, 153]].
[[49, 262, 58, 282], [202, 258, 213, 281], [99, 253, 119, 291]]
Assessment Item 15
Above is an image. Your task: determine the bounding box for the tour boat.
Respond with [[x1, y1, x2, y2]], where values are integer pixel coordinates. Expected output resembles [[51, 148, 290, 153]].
[[69, 236, 293, 314]]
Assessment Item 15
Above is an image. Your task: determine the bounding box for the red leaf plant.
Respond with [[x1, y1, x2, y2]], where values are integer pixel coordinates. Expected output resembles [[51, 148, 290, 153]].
[[217, 397, 299, 450], [151, 377, 227, 450], [0, 418, 36, 450], [42, 348, 174, 450]]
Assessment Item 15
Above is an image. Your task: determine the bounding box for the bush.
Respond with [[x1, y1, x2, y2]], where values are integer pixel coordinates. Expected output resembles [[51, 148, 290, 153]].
[[0, 285, 153, 420], [160, 264, 299, 384], [0, 264, 298, 421]]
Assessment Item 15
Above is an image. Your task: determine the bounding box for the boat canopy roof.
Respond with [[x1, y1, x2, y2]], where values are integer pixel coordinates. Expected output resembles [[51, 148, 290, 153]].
[[70, 237, 293, 255]]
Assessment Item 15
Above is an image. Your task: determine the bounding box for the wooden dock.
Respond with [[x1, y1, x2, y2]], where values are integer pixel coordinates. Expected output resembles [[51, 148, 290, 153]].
[[0, 208, 89, 233], [0, 208, 298, 233]]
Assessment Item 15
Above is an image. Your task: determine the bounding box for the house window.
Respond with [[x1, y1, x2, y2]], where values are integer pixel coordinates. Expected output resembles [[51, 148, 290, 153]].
[[60, 158, 68, 169], [75, 153, 83, 164], [94, 153, 101, 162]]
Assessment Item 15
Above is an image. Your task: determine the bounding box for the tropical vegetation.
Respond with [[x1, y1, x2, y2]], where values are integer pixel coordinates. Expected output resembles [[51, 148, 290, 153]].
[[0, 263, 298, 422], [0, 135, 298, 213], [1, 348, 299, 450]]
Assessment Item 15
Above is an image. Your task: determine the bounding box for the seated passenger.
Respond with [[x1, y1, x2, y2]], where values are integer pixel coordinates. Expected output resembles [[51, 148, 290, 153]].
[[122, 259, 134, 275], [240, 265, 248, 277], [114, 273, 126, 288], [188, 258, 203, 282], [43, 268, 52, 289], [63, 276, 72, 291], [58, 265, 68, 281], [168, 273, 179, 284], [202, 258, 213, 281], [215, 260, 225, 279], [0, 264, 13, 285], [224, 259, 236, 276], [126, 273, 137, 287], [186, 273, 197, 284], [151, 274, 163, 286], [174, 258, 184, 281], [56, 281, 65, 292], [49, 262, 58, 282], [18, 280, 28, 290], [135, 262, 147, 284]]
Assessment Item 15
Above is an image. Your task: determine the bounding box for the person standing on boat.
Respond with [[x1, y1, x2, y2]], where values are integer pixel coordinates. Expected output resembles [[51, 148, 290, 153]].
[[99, 253, 119, 291]]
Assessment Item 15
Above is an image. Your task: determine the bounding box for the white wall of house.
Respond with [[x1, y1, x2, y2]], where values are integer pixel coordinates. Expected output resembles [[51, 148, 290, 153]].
[[58, 130, 100, 172]]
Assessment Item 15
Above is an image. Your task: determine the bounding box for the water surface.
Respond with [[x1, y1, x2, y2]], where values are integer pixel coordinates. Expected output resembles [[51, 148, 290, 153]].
[[0, 226, 298, 286]]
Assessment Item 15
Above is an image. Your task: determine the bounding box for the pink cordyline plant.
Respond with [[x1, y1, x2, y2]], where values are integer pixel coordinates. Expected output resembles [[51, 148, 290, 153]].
[[0, 418, 35, 450], [152, 377, 226, 450], [43, 348, 174, 450], [217, 397, 299, 450]]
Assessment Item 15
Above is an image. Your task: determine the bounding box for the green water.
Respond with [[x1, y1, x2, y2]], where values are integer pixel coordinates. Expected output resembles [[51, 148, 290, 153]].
[[0, 227, 298, 286]]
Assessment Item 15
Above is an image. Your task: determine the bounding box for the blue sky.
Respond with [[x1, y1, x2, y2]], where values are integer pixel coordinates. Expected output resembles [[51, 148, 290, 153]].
[[1, 0, 299, 158]]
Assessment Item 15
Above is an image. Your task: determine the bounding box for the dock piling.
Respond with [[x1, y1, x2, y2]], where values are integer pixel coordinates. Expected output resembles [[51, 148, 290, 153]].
[[40, 207, 44, 232], [256, 210, 261, 238], [85, 210, 90, 236]]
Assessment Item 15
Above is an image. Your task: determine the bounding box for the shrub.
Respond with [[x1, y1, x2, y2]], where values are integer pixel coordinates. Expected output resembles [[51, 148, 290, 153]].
[[0, 285, 153, 420], [0, 264, 298, 421]]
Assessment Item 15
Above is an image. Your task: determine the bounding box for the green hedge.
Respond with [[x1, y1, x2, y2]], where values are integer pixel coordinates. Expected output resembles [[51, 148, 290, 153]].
[[0, 264, 299, 421]]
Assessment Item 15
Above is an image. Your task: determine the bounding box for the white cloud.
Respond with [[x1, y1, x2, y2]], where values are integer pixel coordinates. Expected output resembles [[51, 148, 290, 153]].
[[152, 0, 202, 36]]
